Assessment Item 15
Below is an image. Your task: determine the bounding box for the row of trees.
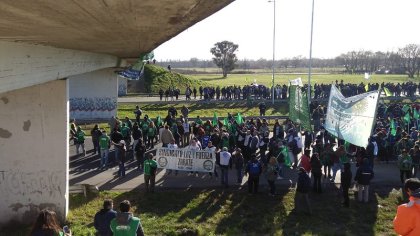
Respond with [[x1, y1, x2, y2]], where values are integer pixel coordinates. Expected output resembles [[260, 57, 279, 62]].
[[159, 41, 420, 78], [336, 44, 420, 78]]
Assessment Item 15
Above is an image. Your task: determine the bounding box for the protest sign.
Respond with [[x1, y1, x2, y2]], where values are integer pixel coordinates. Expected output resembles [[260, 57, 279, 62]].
[[156, 147, 216, 172], [325, 85, 380, 147]]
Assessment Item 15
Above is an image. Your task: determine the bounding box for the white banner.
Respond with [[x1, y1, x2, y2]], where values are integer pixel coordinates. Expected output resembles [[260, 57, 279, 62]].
[[290, 77, 303, 87], [156, 148, 216, 172], [325, 85, 380, 147]]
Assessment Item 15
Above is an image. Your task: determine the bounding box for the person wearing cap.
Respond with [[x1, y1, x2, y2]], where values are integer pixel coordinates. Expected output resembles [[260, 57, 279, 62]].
[[219, 147, 232, 187], [393, 178, 420, 236]]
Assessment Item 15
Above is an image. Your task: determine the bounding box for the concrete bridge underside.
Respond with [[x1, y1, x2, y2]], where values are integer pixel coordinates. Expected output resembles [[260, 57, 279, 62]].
[[0, 0, 233, 226]]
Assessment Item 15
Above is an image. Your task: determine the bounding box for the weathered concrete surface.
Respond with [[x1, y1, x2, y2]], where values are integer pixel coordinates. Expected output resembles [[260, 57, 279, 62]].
[[69, 68, 118, 121], [0, 41, 118, 94], [0, 0, 233, 58], [0, 80, 68, 225]]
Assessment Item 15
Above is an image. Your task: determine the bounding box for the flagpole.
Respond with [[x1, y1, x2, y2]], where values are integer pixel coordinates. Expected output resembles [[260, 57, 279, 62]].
[[307, 0, 315, 106], [269, 0, 276, 105]]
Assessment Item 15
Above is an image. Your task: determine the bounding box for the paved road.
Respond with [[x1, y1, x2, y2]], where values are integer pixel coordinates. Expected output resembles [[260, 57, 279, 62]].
[[70, 137, 406, 192]]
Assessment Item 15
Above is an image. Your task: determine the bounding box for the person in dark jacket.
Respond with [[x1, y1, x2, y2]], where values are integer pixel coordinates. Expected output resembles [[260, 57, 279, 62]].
[[341, 163, 352, 208], [245, 154, 262, 194], [310, 153, 322, 193], [232, 148, 245, 183], [295, 167, 312, 214], [94, 199, 117, 236], [354, 158, 374, 203]]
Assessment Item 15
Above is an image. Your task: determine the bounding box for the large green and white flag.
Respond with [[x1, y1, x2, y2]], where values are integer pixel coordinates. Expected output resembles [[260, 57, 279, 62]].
[[325, 85, 380, 148], [289, 85, 312, 131]]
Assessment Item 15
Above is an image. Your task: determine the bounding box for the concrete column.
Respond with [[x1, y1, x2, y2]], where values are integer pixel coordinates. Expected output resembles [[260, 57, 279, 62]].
[[118, 77, 128, 96], [0, 79, 69, 225], [69, 68, 118, 121]]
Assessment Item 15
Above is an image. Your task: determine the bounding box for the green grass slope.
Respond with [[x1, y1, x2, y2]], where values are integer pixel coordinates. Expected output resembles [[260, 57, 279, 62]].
[[144, 65, 208, 93]]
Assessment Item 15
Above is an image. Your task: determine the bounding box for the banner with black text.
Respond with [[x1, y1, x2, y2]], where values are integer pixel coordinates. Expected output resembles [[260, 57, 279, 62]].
[[156, 148, 216, 172]]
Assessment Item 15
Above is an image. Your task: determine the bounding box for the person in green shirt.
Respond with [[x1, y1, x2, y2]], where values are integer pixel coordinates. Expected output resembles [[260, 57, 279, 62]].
[[110, 200, 145, 236], [121, 123, 131, 150], [99, 130, 111, 168], [144, 153, 158, 193], [75, 126, 86, 156], [195, 116, 203, 125], [147, 122, 157, 149]]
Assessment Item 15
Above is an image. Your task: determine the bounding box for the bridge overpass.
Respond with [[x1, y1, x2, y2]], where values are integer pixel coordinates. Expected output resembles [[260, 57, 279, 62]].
[[0, 0, 233, 226]]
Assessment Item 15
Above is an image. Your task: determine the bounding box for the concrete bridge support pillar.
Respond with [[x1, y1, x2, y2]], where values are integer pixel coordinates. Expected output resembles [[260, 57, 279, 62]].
[[118, 77, 128, 96], [0, 79, 69, 225], [69, 68, 118, 121]]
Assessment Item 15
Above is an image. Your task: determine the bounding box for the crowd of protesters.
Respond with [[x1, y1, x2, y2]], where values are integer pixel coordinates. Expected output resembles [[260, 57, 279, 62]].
[[154, 81, 420, 102], [70, 101, 418, 195], [67, 98, 420, 234]]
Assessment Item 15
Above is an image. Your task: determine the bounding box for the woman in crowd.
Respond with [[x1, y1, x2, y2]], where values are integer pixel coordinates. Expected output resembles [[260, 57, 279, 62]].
[[30, 209, 71, 236]]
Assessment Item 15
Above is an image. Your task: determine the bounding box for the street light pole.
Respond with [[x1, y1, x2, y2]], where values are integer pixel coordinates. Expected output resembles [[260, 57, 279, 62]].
[[307, 0, 315, 106], [269, 0, 276, 105]]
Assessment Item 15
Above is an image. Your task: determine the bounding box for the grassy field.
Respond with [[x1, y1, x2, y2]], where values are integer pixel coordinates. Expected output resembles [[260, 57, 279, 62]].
[[118, 101, 287, 120], [5, 186, 403, 235], [189, 73, 415, 87]]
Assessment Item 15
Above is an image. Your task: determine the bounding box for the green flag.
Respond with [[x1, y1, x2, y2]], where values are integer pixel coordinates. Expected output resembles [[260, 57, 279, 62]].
[[223, 117, 229, 127], [402, 105, 410, 114], [212, 112, 218, 126], [414, 109, 419, 120], [390, 119, 397, 136], [156, 116, 162, 127], [288, 85, 312, 131], [383, 87, 392, 97], [236, 113, 244, 124], [404, 113, 411, 124], [280, 146, 291, 167]]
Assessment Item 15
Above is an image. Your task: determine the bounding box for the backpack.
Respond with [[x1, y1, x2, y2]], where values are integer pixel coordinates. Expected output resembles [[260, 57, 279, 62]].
[[249, 162, 260, 175]]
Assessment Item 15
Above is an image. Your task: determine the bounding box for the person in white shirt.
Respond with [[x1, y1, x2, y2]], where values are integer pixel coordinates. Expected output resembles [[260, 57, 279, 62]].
[[219, 147, 232, 187], [166, 139, 178, 175], [187, 139, 201, 176], [205, 141, 218, 178], [182, 120, 190, 148]]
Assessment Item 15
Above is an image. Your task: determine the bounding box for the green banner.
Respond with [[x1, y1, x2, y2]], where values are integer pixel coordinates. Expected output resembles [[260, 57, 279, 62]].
[[289, 85, 312, 131]]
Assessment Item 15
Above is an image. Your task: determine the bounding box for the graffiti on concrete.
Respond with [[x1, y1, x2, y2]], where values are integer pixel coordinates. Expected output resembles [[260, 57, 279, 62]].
[[118, 82, 127, 96], [69, 97, 117, 112], [0, 170, 63, 198]]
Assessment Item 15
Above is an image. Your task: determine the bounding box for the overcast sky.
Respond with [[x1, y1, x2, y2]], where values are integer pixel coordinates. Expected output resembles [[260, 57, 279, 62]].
[[154, 0, 420, 61]]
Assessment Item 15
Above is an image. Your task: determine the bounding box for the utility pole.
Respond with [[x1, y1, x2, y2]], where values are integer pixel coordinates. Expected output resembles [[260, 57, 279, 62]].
[[269, 0, 276, 104], [308, 0, 315, 106]]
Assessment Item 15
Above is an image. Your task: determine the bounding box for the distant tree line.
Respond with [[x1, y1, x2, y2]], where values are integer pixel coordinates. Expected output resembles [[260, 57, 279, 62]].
[[158, 43, 420, 78]]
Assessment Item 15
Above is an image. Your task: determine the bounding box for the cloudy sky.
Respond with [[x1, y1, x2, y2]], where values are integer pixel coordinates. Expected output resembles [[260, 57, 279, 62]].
[[154, 0, 420, 61]]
